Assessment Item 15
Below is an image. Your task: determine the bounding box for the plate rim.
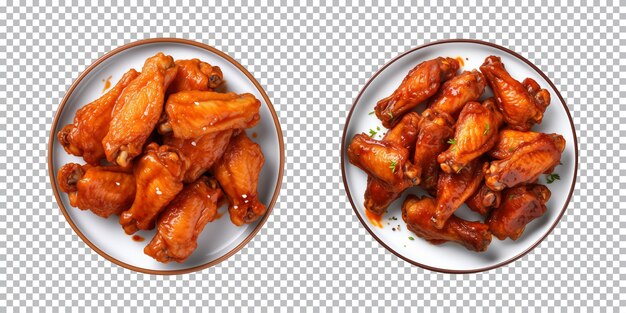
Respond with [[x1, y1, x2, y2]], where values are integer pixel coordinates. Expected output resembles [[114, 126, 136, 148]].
[[47, 37, 285, 275], [340, 39, 579, 274]]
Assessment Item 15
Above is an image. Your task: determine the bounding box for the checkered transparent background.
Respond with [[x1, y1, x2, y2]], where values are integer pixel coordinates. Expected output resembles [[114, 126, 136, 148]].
[[0, 0, 623, 311]]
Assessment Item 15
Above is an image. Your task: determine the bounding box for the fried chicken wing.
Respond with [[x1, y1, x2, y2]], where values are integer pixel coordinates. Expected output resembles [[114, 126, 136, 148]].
[[438, 99, 503, 173], [488, 129, 561, 160], [103, 52, 178, 167], [363, 113, 421, 215], [168, 59, 224, 94], [57, 163, 135, 218], [429, 70, 486, 120], [466, 183, 501, 216], [213, 132, 267, 226], [119, 143, 186, 234], [164, 129, 234, 183], [488, 184, 551, 240], [57, 69, 140, 164], [432, 160, 485, 229], [348, 133, 419, 189], [158, 91, 261, 139], [485, 134, 565, 191], [480, 56, 550, 131], [144, 176, 223, 263], [413, 110, 454, 195], [402, 195, 492, 252], [375, 57, 460, 128]]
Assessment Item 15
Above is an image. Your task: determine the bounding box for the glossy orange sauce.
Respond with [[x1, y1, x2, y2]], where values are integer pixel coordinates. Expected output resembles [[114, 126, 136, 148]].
[[132, 235, 144, 242], [252, 132, 258, 138], [215, 211, 224, 220], [365, 210, 383, 228], [101, 76, 112, 93], [456, 56, 465, 67]]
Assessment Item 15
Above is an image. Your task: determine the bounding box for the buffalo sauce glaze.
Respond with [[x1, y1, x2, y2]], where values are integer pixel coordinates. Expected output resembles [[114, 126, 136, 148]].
[[132, 235, 144, 242], [101, 75, 112, 93], [456, 56, 465, 67], [365, 209, 383, 228]]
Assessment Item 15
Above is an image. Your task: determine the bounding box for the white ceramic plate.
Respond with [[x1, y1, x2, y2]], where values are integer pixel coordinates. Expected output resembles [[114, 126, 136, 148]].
[[48, 39, 284, 274], [342, 40, 578, 273]]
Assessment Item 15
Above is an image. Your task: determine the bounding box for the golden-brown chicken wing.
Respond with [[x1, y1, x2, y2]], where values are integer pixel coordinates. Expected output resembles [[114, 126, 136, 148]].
[[164, 129, 234, 183], [167, 59, 224, 94], [57, 69, 140, 164], [485, 134, 565, 191], [103, 52, 178, 167], [402, 195, 492, 252], [348, 133, 419, 189], [363, 113, 421, 215], [466, 183, 501, 216], [57, 163, 135, 218], [429, 70, 486, 120], [213, 132, 266, 226], [119, 143, 186, 234], [480, 56, 550, 131], [488, 129, 562, 160], [413, 110, 454, 195], [437, 99, 503, 173], [488, 184, 551, 240], [158, 91, 261, 139], [144, 176, 223, 263], [375, 57, 460, 128], [432, 160, 486, 229]]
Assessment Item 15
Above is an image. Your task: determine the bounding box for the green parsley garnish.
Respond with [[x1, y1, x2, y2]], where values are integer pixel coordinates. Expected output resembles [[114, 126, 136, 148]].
[[425, 175, 433, 183], [455, 166, 464, 173], [389, 216, 398, 221], [376, 126, 380, 131], [387, 112, 393, 119], [546, 173, 560, 184], [368, 129, 377, 137], [389, 160, 398, 173], [369, 111, 375, 115], [408, 236, 415, 241], [483, 123, 491, 136], [447, 138, 456, 145], [508, 147, 516, 153]]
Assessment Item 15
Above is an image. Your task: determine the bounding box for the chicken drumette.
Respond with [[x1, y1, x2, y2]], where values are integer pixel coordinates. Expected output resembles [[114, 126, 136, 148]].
[[413, 109, 454, 195], [488, 184, 551, 240], [466, 183, 501, 216], [57, 163, 135, 218], [144, 176, 223, 263], [57, 69, 140, 164], [480, 56, 550, 131], [402, 195, 492, 252], [103, 52, 178, 167], [375, 57, 459, 128], [213, 132, 267, 226], [167, 58, 224, 94], [428, 69, 486, 121], [119, 143, 186, 234], [438, 98, 503, 173], [158, 91, 260, 139]]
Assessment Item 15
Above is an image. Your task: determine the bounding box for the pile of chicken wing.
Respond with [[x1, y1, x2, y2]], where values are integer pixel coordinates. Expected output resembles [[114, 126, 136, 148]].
[[56, 52, 267, 263], [348, 55, 565, 251]]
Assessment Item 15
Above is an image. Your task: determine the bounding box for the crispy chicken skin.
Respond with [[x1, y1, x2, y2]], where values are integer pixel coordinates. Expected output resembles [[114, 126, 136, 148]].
[[144, 177, 223, 263], [432, 160, 486, 229], [488, 184, 551, 240], [363, 113, 421, 215], [429, 70, 486, 120], [348, 133, 419, 189], [375, 57, 460, 128], [158, 91, 261, 139], [480, 56, 550, 131], [438, 99, 503, 173], [57, 163, 135, 218], [164, 129, 234, 183], [103, 52, 178, 167], [466, 183, 501, 216], [402, 195, 492, 252], [119, 143, 186, 234], [213, 132, 266, 226], [168, 59, 224, 94], [413, 110, 454, 195], [488, 129, 561, 160], [485, 134, 565, 191], [57, 69, 140, 164]]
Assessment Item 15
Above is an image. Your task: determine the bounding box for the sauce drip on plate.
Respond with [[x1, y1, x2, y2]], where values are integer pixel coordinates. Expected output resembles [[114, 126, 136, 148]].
[[101, 75, 112, 93], [365, 210, 383, 228], [456, 56, 465, 67], [132, 235, 144, 242]]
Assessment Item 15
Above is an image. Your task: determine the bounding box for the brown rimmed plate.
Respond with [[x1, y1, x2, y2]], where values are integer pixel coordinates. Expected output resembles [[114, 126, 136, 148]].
[[48, 38, 284, 274], [341, 39, 578, 273]]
